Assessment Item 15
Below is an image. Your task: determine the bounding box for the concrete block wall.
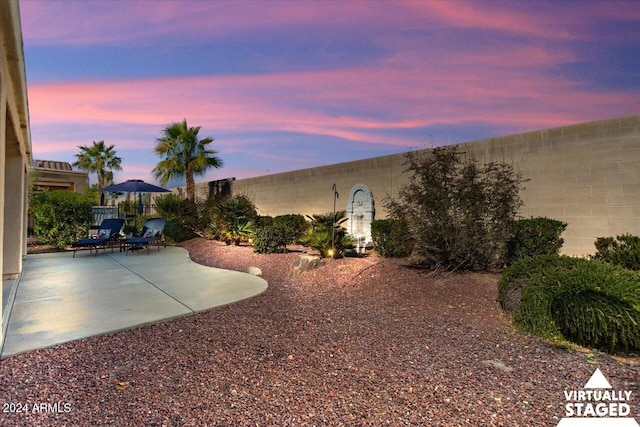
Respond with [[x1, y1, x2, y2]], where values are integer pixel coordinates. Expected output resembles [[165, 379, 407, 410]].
[[229, 154, 408, 219], [461, 114, 640, 256], [191, 114, 640, 257]]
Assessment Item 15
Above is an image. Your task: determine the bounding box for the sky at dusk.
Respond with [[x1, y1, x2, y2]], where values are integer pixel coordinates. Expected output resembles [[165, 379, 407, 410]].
[[19, 0, 640, 188]]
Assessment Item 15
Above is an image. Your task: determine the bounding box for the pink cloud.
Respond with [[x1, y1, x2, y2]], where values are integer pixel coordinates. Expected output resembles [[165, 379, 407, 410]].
[[28, 55, 640, 158], [21, 0, 621, 48]]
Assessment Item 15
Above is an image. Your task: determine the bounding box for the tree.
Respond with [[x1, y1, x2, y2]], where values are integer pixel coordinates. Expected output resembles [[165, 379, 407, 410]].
[[152, 119, 223, 201], [73, 140, 122, 206]]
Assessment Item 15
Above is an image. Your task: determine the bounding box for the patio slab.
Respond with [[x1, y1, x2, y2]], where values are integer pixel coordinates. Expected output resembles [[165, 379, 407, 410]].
[[1, 246, 267, 358]]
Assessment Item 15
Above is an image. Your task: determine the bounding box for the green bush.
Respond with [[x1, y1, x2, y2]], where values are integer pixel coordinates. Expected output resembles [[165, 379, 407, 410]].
[[253, 223, 290, 254], [273, 214, 308, 243], [500, 255, 640, 353], [155, 193, 208, 234], [256, 215, 274, 229], [385, 146, 525, 271], [371, 219, 413, 257], [155, 193, 183, 219], [498, 255, 583, 312], [164, 218, 198, 243], [594, 234, 640, 270], [505, 217, 567, 264], [31, 190, 94, 248], [252, 214, 308, 254]]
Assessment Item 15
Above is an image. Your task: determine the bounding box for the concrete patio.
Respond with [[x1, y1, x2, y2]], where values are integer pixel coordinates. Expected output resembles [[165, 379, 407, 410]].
[[0, 246, 267, 358]]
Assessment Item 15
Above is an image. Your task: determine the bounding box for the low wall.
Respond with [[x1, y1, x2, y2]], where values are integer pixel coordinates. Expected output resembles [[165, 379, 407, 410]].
[[190, 113, 640, 257]]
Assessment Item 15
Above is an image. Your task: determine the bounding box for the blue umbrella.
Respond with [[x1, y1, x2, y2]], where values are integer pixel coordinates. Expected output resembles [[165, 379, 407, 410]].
[[100, 180, 170, 215], [100, 179, 170, 193]]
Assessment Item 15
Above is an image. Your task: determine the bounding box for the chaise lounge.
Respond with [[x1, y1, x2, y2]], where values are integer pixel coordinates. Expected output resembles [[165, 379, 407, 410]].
[[72, 218, 125, 257], [122, 218, 167, 255]]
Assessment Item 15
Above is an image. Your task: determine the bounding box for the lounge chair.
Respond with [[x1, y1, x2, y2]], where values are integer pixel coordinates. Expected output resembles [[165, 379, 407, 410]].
[[72, 218, 125, 257], [122, 218, 167, 255]]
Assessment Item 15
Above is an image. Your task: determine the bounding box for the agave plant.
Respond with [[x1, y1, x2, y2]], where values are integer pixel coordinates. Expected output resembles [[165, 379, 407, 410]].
[[221, 218, 255, 245]]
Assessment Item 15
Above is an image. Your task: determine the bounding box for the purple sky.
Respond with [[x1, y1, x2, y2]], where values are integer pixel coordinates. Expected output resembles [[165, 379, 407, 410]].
[[19, 0, 640, 187]]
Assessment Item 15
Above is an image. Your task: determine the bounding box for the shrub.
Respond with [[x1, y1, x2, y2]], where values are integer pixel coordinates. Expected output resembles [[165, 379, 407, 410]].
[[300, 211, 353, 258], [31, 190, 94, 248], [500, 255, 640, 353], [155, 193, 183, 219], [155, 193, 207, 233], [551, 268, 640, 353], [385, 146, 524, 271], [208, 195, 257, 244], [371, 219, 413, 257], [256, 215, 274, 228], [593, 234, 640, 270], [273, 214, 308, 243], [252, 214, 308, 254], [253, 223, 290, 254], [498, 255, 583, 312], [505, 217, 567, 264], [164, 218, 198, 243]]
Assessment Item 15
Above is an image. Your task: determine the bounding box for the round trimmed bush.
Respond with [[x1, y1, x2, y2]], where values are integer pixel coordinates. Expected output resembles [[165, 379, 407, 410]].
[[505, 217, 567, 264], [253, 223, 290, 254], [273, 214, 307, 244]]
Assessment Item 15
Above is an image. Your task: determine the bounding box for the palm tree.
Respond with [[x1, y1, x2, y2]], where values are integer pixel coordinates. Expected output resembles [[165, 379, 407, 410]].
[[152, 119, 223, 200], [73, 140, 122, 206]]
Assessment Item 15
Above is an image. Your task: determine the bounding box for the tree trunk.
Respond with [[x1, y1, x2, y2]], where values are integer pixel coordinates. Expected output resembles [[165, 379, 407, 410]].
[[186, 170, 195, 200]]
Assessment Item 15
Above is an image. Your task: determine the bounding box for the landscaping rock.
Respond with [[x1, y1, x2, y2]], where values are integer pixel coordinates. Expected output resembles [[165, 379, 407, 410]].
[[289, 254, 323, 277], [480, 359, 514, 373], [248, 266, 262, 276]]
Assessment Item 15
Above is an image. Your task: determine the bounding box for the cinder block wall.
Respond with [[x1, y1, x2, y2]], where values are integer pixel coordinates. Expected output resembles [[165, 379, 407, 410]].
[[230, 154, 408, 219], [462, 114, 640, 256], [190, 114, 640, 257]]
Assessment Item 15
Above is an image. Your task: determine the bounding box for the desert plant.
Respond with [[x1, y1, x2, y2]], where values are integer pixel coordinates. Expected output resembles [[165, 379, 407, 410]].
[[207, 195, 258, 245], [221, 219, 255, 245], [155, 193, 184, 219], [385, 146, 525, 271], [371, 218, 413, 257], [500, 255, 640, 353], [550, 266, 640, 353], [505, 217, 567, 264], [156, 194, 208, 234], [31, 190, 94, 248], [593, 234, 640, 270], [300, 211, 353, 258]]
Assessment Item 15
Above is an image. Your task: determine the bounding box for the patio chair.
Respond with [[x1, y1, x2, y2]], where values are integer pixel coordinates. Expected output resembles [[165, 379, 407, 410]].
[[122, 218, 167, 255], [72, 218, 125, 258]]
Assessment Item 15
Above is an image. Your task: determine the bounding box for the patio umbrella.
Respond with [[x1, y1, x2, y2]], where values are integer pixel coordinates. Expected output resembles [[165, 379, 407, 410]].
[[100, 179, 170, 215]]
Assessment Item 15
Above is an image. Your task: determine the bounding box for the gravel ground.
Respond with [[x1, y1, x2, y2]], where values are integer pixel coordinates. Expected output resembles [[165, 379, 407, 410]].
[[1, 238, 638, 426]]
